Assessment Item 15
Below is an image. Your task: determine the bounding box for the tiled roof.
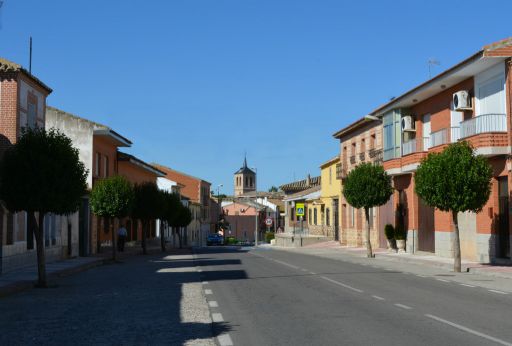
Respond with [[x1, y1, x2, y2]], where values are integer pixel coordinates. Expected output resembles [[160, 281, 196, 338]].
[[279, 175, 321, 193], [118, 152, 166, 177], [0, 57, 52, 93]]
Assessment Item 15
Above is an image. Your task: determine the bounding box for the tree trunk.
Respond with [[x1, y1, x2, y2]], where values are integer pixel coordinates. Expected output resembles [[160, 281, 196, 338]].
[[34, 212, 47, 287], [452, 211, 462, 272], [160, 220, 166, 252], [111, 217, 117, 261], [365, 207, 374, 258], [178, 227, 182, 249], [141, 219, 147, 255], [96, 216, 102, 254]]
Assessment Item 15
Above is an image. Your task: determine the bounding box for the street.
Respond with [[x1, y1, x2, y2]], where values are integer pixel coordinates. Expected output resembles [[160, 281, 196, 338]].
[[198, 246, 512, 346], [1, 247, 512, 346]]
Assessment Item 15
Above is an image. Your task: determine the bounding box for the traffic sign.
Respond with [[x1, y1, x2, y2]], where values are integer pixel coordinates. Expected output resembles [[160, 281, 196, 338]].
[[296, 203, 305, 216], [265, 218, 273, 226]]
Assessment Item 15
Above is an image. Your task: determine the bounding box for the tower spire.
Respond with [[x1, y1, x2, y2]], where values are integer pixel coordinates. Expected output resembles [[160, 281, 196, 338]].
[[243, 152, 247, 168]]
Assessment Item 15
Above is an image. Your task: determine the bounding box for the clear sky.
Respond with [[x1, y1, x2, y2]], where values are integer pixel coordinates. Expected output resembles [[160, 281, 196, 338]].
[[1, 1, 510, 195]]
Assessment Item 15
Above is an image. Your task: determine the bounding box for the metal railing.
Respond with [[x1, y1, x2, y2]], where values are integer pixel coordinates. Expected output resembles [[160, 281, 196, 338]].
[[359, 152, 366, 161], [430, 128, 448, 147], [423, 137, 431, 151], [460, 113, 507, 139], [350, 155, 356, 164], [450, 127, 461, 143]]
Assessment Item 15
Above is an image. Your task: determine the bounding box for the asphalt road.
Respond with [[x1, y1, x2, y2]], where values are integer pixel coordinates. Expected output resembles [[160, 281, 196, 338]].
[[196, 246, 512, 346]]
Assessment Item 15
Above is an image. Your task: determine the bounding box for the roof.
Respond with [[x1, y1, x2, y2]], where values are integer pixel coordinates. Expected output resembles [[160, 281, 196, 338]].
[[47, 106, 132, 147], [367, 37, 512, 118], [279, 175, 321, 193], [283, 185, 321, 202], [332, 117, 375, 139], [234, 156, 256, 175], [320, 156, 340, 169], [0, 57, 52, 93], [118, 152, 166, 177], [152, 163, 211, 185]]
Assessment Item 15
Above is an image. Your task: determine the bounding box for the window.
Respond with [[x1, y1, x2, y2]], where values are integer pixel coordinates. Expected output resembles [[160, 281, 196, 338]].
[[103, 155, 109, 177], [370, 133, 376, 150], [27, 102, 37, 129], [326, 208, 330, 226], [314, 208, 317, 225], [351, 142, 356, 156], [350, 206, 355, 227], [249, 176, 253, 187], [361, 138, 366, 153], [245, 177, 248, 187], [95, 153, 101, 177]]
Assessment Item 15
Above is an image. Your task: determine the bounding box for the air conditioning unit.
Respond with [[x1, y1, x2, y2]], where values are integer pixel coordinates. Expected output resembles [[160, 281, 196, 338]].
[[240, 208, 246, 213], [401, 115, 415, 132], [453, 90, 471, 110]]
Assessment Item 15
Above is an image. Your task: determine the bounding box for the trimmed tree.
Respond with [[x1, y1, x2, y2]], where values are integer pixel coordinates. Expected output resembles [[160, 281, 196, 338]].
[[158, 191, 181, 252], [90, 175, 134, 261], [415, 141, 492, 272], [176, 204, 192, 248], [131, 182, 162, 254], [343, 163, 393, 258], [0, 128, 87, 287]]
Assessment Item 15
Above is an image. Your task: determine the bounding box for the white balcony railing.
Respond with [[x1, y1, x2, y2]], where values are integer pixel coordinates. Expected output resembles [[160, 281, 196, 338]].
[[450, 127, 460, 143], [430, 128, 448, 147], [460, 113, 507, 139]]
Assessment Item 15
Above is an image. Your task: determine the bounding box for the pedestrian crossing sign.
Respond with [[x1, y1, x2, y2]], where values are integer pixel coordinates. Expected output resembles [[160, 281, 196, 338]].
[[296, 203, 305, 216]]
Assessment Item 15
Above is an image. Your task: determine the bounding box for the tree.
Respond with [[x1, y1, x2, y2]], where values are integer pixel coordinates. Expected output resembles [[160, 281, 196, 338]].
[[90, 175, 134, 261], [176, 204, 192, 248], [268, 186, 279, 193], [158, 191, 181, 252], [131, 182, 162, 254], [415, 141, 492, 272], [343, 163, 393, 258], [0, 128, 87, 287]]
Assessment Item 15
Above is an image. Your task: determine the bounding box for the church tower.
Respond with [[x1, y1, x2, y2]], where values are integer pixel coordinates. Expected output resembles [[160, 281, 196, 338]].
[[234, 156, 256, 196]]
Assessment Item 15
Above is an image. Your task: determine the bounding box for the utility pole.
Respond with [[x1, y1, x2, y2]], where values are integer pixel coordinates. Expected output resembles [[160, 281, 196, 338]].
[[255, 208, 259, 246]]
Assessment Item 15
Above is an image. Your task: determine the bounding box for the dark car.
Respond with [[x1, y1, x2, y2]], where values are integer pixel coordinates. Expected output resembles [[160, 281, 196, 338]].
[[207, 233, 224, 246]]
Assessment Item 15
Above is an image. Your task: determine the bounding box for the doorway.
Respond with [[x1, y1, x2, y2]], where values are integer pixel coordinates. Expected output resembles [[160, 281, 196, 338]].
[[418, 198, 435, 252], [333, 199, 339, 241], [498, 177, 510, 258]]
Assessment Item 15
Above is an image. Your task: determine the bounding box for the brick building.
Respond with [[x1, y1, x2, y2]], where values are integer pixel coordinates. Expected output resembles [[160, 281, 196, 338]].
[[333, 118, 384, 248], [366, 37, 512, 263], [0, 57, 56, 273]]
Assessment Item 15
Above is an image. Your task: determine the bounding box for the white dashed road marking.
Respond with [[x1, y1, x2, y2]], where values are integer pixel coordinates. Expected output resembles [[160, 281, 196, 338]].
[[274, 260, 300, 270], [394, 303, 412, 310], [208, 301, 219, 308], [372, 295, 385, 301], [212, 313, 224, 322], [436, 279, 450, 283], [202, 281, 209, 285], [218, 333, 234, 346], [489, 290, 508, 295], [309, 271, 316, 275], [320, 276, 363, 293], [459, 283, 475, 288], [204, 289, 213, 295], [425, 314, 512, 346]]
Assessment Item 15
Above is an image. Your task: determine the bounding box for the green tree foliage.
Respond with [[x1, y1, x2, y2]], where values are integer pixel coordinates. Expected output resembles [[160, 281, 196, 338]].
[[158, 191, 181, 251], [0, 128, 87, 286], [90, 175, 134, 260], [343, 163, 393, 258], [268, 186, 279, 193], [169, 202, 192, 249], [131, 182, 163, 254], [415, 141, 492, 272]]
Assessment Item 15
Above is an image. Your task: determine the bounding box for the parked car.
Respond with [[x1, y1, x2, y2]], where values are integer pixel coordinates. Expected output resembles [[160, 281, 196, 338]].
[[207, 233, 224, 246]]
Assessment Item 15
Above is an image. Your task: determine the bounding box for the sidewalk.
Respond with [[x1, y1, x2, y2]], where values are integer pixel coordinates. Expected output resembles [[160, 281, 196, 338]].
[[0, 239, 184, 298], [275, 241, 512, 280]]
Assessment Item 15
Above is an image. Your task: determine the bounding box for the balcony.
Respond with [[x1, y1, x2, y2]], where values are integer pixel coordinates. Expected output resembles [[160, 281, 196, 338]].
[[460, 113, 507, 139], [402, 138, 417, 156], [350, 155, 356, 164], [336, 163, 347, 180], [450, 127, 461, 143], [430, 128, 448, 147], [359, 152, 366, 161]]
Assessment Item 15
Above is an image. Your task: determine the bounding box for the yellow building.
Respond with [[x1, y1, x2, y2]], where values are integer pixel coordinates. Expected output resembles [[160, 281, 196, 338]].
[[306, 157, 342, 240]]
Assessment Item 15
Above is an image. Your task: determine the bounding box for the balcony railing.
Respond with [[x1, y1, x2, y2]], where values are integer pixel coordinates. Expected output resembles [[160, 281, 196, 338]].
[[423, 137, 431, 151], [359, 152, 366, 161], [460, 113, 507, 139], [350, 155, 356, 164], [450, 127, 461, 143], [430, 128, 448, 147]]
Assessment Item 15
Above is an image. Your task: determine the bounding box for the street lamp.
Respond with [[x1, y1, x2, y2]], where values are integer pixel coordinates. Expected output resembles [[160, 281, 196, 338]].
[[217, 184, 223, 239]]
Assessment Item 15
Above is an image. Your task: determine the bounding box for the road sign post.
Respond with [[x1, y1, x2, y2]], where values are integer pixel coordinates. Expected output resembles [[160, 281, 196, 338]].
[[296, 203, 305, 235]]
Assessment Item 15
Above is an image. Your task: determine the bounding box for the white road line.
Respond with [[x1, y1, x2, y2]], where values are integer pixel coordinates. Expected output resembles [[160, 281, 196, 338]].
[[218, 333, 234, 346], [208, 301, 219, 308], [372, 295, 385, 301], [436, 279, 450, 283], [320, 276, 363, 293], [274, 260, 300, 270], [489, 290, 508, 295], [197, 269, 202, 272], [460, 283, 475, 288], [309, 271, 316, 275], [204, 289, 213, 295], [425, 314, 512, 346], [201, 281, 209, 285], [301, 268, 308, 272], [416, 275, 427, 278], [394, 303, 412, 310], [212, 313, 224, 322]]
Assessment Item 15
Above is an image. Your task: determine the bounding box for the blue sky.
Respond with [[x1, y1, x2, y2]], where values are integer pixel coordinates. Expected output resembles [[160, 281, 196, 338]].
[[1, 1, 510, 194]]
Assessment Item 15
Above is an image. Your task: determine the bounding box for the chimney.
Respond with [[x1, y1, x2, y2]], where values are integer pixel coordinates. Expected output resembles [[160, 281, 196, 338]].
[[306, 174, 311, 187]]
